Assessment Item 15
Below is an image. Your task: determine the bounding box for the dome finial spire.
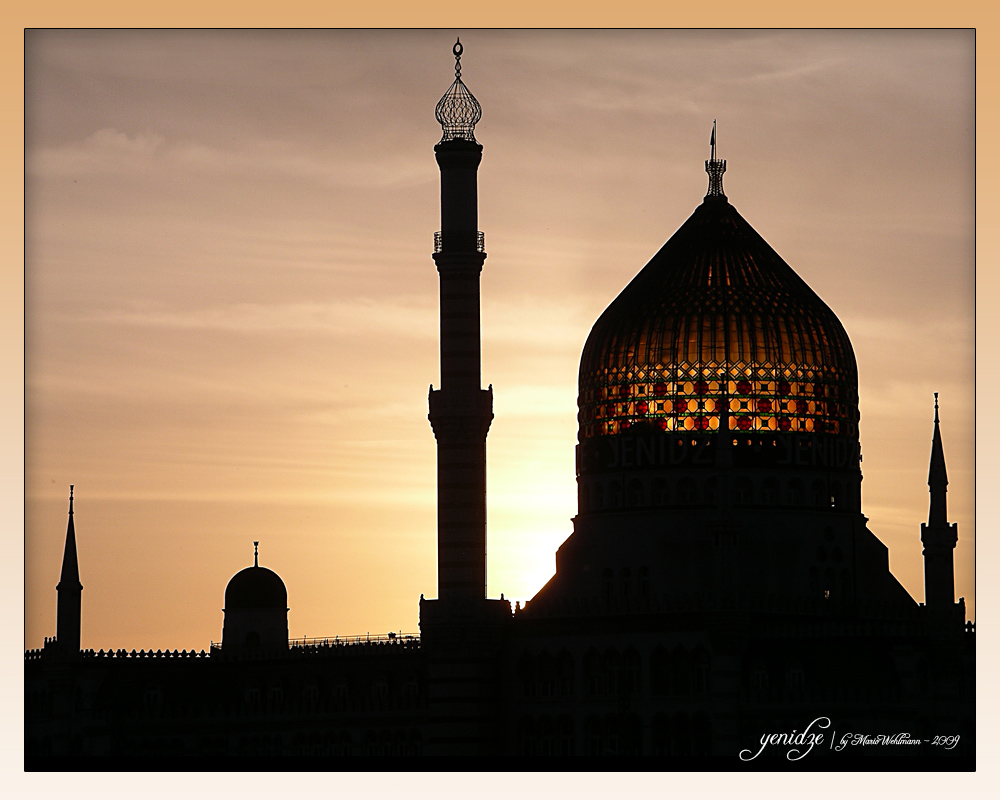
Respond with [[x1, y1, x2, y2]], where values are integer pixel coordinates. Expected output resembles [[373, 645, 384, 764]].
[[253, 540, 259, 567], [705, 119, 727, 200], [435, 37, 482, 143], [69, 484, 74, 515]]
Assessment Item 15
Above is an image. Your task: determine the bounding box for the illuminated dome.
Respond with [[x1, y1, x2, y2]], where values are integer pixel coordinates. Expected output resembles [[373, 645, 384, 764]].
[[578, 159, 858, 447], [224, 565, 287, 611]]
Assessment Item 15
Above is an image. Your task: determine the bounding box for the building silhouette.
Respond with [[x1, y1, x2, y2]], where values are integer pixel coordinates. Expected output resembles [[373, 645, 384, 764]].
[[25, 42, 974, 766]]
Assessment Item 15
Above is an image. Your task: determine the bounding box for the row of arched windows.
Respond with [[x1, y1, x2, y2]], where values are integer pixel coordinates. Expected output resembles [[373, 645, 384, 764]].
[[580, 475, 857, 512], [601, 567, 650, 605], [239, 672, 422, 716], [517, 645, 713, 699]]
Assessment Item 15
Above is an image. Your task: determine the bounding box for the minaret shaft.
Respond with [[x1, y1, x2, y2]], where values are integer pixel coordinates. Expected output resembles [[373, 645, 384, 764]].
[[428, 138, 492, 603]]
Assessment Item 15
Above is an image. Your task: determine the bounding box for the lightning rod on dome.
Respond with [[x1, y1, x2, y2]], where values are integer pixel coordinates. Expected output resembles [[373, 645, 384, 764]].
[[253, 541, 259, 567]]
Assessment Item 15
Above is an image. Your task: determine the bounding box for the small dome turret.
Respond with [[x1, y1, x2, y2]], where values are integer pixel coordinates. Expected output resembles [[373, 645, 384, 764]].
[[221, 542, 288, 655]]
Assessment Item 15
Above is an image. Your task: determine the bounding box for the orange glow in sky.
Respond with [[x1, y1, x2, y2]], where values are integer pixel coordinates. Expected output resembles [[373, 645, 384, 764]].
[[25, 30, 974, 651]]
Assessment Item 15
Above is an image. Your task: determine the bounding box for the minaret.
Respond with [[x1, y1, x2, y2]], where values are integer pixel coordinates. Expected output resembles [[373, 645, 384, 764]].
[[56, 485, 82, 659], [921, 393, 959, 613], [427, 39, 493, 604]]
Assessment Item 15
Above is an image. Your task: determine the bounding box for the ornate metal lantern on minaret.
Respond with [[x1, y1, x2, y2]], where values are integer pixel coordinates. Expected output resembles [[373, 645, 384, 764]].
[[427, 39, 493, 604]]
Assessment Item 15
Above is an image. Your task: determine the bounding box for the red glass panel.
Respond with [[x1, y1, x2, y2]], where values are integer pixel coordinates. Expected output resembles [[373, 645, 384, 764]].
[[694, 380, 709, 395], [795, 399, 808, 414], [777, 416, 791, 431], [736, 380, 752, 395], [777, 381, 791, 396], [737, 417, 752, 431], [658, 419, 669, 431], [653, 382, 668, 396], [756, 398, 771, 413], [636, 400, 649, 415], [619, 384, 631, 398]]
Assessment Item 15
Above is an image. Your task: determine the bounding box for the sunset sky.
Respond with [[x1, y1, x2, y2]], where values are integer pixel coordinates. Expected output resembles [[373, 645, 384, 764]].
[[24, 29, 974, 652]]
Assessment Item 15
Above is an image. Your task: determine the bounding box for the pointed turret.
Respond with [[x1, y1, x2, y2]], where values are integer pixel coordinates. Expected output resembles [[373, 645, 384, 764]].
[[56, 485, 82, 659], [921, 394, 959, 617], [928, 393, 949, 527]]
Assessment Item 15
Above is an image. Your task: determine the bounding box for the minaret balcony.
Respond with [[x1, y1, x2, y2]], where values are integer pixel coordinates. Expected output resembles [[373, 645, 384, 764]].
[[434, 230, 485, 254]]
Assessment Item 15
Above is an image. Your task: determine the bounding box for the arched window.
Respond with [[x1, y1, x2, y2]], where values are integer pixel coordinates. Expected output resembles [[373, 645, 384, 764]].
[[651, 713, 671, 756], [788, 479, 804, 506], [594, 483, 604, 510], [692, 712, 712, 756], [733, 477, 753, 505], [840, 568, 852, 599], [693, 646, 711, 694], [762, 477, 779, 504], [601, 568, 613, 606], [583, 650, 603, 696], [650, 646, 669, 696], [678, 477, 696, 505], [557, 650, 574, 696], [538, 652, 556, 698], [537, 717, 555, 757], [751, 664, 769, 698], [584, 715, 601, 756], [603, 648, 621, 695], [558, 715, 574, 756], [332, 678, 349, 712], [811, 479, 826, 506], [671, 646, 691, 696], [622, 647, 641, 695], [517, 716, 534, 756], [786, 663, 806, 698], [517, 651, 536, 698], [628, 479, 644, 507], [651, 478, 667, 506], [808, 566, 820, 596], [620, 568, 632, 603], [638, 566, 650, 602]]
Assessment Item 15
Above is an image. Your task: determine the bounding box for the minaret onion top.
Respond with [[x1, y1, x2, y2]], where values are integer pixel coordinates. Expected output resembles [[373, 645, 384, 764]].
[[435, 38, 482, 143], [705, 119, 726, 200]]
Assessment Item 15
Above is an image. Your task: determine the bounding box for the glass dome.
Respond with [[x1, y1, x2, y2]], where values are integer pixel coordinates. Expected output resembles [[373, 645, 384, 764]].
[[578, 193, 858, 445]]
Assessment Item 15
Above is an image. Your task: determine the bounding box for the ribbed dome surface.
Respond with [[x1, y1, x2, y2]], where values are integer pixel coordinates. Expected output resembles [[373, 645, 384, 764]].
[[224, 566, 287, 610], [578, 197, 858, 442]]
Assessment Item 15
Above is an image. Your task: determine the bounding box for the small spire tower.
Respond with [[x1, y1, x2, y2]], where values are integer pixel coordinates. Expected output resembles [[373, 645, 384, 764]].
[[705, 119, 726, 200], [921, 393, 959, 613], [427, 39, 493, 604], [56, 485, 82, 659]]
